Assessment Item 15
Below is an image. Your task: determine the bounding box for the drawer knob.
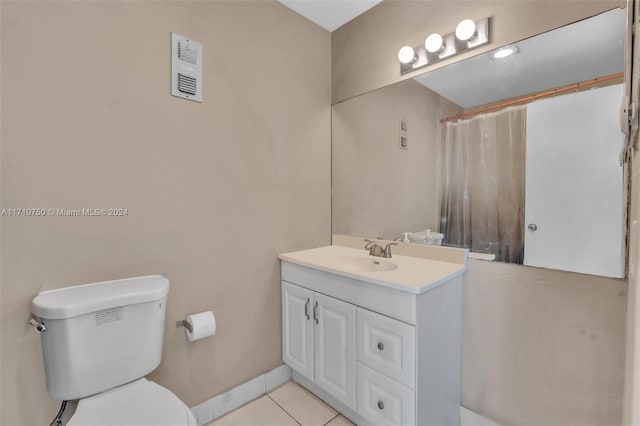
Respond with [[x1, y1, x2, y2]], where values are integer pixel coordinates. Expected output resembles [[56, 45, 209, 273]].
[[377, 342, 384, 351], [377, 401, 385, 410]]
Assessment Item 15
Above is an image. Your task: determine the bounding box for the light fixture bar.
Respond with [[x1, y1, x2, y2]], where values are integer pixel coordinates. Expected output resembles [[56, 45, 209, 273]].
[[400, 17, 490, 75]]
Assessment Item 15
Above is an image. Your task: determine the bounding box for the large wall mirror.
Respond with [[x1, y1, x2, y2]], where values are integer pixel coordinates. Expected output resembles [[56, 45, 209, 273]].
[[332, 8, 626, 278]]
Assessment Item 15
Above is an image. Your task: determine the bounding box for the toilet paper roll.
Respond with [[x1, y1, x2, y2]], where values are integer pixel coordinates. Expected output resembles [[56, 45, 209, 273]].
[[185, 311, 216, 342]]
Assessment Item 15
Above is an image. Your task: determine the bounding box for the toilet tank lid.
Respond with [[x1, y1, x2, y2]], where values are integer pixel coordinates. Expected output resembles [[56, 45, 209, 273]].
[[32, 275, 170, 320]]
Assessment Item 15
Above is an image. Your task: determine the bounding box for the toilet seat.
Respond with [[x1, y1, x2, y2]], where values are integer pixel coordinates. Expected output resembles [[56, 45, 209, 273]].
[[67, 378, 197, 426]]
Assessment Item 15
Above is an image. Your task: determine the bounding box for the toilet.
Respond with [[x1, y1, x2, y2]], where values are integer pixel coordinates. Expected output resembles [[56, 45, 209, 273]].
[[31, 275, 197, 426]]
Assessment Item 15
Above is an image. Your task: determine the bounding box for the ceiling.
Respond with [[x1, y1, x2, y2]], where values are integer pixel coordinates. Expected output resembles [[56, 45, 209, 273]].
[[278, 0, 382, 32], [414, 8, 625, 109]]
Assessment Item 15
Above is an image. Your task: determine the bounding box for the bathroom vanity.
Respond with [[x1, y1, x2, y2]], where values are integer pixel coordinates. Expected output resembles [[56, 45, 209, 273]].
[[279, 245, 466, 426]]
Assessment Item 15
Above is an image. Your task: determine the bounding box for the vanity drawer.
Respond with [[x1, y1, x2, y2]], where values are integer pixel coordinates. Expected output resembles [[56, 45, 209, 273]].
[[356, 362, 415, 426], [357, 307, 415, 388]]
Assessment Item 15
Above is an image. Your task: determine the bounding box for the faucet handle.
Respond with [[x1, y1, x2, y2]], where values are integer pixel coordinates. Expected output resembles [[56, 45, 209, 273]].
[[383, 242, 398, 258], [364, 239, 385, 257], [364, 239, 378, 249]]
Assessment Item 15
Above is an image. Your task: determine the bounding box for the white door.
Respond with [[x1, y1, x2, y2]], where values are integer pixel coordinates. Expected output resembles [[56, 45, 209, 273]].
[[524, 84, 624, 277], [282, 281, 314, 382], [314, 292, 357, 410]]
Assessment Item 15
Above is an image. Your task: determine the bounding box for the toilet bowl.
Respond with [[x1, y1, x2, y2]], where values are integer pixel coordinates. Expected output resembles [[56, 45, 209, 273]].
[[32, 275, 196, 426], [67, 378, 196, 426]]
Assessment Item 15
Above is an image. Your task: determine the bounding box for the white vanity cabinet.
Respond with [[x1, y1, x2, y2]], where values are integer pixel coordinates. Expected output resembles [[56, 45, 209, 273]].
[[280, 246, 464, 426], [282, 281, 357, 410]]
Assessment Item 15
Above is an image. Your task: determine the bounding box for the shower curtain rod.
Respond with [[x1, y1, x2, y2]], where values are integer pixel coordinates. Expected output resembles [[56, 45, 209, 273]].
[[440, 72, 624, 123]]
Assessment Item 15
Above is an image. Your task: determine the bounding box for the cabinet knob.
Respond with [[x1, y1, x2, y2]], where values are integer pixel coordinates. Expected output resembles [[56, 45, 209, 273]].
[[377, 342, 384, 351], [377, 401, 385, 410]]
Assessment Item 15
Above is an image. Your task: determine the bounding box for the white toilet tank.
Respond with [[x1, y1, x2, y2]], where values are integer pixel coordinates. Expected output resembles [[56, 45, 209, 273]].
[[32, 275, 170, 401]]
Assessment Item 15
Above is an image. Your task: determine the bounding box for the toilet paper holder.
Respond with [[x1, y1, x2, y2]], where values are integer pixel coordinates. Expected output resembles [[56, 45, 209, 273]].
[[175, 319, 193, 333], [176, 311, 216, 342]]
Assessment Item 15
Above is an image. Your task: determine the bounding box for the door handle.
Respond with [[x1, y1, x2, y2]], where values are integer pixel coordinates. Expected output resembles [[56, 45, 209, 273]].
[[304, 298, 310, 320], [528, 223, 538, 232], [313, 301, 319, 324]]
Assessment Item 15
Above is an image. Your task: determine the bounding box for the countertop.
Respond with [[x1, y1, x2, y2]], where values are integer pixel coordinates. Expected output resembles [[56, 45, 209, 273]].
[[279, 245, 466, 294]]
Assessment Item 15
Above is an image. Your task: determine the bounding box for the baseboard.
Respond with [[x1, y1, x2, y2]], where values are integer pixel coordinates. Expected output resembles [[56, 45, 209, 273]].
[[190, 363, 499, 426], [460, 406, 502, 426], [190, 364, 292, 426]]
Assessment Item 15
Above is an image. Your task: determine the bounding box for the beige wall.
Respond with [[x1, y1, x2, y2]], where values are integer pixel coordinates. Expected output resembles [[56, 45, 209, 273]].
[[332, 78, 462, 241], [0, 2, 330, 425], [333, 1, 629, 425], [332, 0, 625, 103]]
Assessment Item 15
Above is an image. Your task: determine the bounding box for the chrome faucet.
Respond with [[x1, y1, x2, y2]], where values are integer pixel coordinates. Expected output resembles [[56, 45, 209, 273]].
[[364, 239, 398, 258]]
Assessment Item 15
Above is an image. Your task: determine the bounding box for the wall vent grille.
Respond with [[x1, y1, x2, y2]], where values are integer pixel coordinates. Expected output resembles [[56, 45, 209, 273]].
[[178, 73, 197, 95], [171, 33, 202, 102], [178, 40, 198, 65]]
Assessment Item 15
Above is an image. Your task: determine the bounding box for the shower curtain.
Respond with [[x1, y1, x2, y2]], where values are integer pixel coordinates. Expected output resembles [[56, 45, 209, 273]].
[[440, 106, 526, 263]]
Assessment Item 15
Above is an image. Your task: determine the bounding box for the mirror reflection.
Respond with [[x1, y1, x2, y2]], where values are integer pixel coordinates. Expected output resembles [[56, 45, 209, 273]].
[[332, 8, 626, 278]]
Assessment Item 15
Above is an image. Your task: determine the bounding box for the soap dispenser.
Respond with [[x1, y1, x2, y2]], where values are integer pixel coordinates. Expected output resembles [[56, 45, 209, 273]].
[[402, 232, 411, 243]]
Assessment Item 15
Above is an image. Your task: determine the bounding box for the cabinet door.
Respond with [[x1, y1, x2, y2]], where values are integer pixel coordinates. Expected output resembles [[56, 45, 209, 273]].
[[282, 281, 314, 382], [314, 292, 356, 410]]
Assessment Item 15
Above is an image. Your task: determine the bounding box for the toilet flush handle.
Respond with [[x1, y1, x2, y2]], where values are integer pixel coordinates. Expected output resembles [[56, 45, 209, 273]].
[[29, 317, 47, 332]]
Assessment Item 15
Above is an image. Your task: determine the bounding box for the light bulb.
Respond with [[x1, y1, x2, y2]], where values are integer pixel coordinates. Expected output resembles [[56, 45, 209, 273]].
[[456, 19, 477, 42], [425, 33, 445, 54], [493, 48, 514, 58], [397, 46, 416, 64], [491, 45, 519, 59]]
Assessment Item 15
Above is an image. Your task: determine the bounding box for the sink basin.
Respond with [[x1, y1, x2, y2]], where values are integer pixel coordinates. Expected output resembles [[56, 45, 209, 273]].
[[337, 256, 398, 272]]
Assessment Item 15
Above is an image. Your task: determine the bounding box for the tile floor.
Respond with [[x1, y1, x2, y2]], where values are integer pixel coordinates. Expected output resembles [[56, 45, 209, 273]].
[[208, 381, 355, 426]]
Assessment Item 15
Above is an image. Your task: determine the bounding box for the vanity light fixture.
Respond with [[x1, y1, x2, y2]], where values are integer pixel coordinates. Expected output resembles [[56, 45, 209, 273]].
[[397, 46, 418, 64], [425, 33, 446, 54], [399, 17, 491, 75], [455, 19, 478, 42], [490, 44, 519, 59]]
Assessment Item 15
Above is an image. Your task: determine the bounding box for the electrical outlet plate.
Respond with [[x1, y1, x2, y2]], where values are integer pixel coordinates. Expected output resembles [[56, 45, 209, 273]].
[[400, 119, 408, 149]]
